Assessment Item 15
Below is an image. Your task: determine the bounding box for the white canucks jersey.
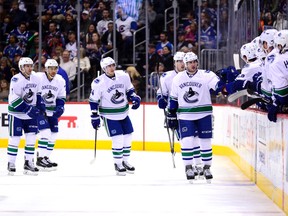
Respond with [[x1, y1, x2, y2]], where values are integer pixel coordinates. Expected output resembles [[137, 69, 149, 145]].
[[268, 51, 288, 98], [8, 71, 40, 119], [36, 72, 66, 117], [235, 59, 263, 83], [156, 70, 178, 97], [170, 69, 219, 120], [262, 48, 279, 97], [89, 70, 134, 120]]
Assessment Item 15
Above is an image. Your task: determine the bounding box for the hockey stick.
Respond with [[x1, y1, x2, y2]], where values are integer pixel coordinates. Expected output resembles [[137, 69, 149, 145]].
[[90, 128, 98, 164], [156, 59, 176, 168], [227, 89, 248, 102]]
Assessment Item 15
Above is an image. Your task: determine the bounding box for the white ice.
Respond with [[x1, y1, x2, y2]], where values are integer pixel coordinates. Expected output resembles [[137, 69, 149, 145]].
[[0, 149, 285, 216]]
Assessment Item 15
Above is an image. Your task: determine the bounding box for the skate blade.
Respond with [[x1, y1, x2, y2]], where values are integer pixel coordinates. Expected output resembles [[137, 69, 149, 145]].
[[197, 175, 205, 180], [206, 179, 212, 184], [37, 166, 53, 172], [116, 171, 126, 176], [188, 179, 194, 184], [23, 170, 39, 176], [125, 170, 135, 174], [8, 171, 15, 176]]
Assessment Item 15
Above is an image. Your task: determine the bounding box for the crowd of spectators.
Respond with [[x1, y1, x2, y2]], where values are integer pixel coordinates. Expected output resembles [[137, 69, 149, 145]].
[[0, 0, 286, 101]]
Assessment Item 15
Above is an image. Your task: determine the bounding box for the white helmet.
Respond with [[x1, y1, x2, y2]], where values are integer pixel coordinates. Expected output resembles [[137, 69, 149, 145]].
[[45, 59, 58, 69], [259, 29, 278, 50], [183, 52, 198, 67], [274, 30, 288, 54], [18, 57, 33, 72], [240, 42, 257, 62], [173, 52, 185, 61], [100, 57, 116, 72]]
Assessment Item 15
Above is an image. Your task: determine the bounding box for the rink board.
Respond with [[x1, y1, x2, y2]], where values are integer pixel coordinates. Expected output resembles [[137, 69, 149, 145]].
[[0, 103, 288, 213]]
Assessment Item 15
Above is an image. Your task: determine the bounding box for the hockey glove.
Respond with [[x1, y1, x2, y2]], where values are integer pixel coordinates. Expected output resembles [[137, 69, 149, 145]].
[[131, 95, 141, 110], [24, 106, 40, 119], [267, 103, 278, 123], [157, 95, 168, 109], [166, 110, 178, 129], [91, 113, 100, 129], [53, 106, 64, 118], [36, 94, 46, 114]]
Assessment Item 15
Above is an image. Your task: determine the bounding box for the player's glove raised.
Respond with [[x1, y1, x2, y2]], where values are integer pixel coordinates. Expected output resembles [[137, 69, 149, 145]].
[[53, 106, 64, 118], [24, 106, 40, 119], [131, 95, 141, 110], [166, 110, 178, 129], [91, 113, 100, 129]]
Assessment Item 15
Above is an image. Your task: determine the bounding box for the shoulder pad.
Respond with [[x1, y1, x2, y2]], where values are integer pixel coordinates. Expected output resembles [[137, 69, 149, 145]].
[[11, 77, 18, 82], [94, 78, 100, 84], [161, 72, 167, 77], [267, 54, 275, 63], [205, 70, 211, 73]]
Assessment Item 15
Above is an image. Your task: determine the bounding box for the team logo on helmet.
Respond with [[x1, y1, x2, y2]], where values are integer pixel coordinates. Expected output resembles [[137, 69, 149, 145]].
[[110, 89, 124, 104], [183, 87, 199, 103]]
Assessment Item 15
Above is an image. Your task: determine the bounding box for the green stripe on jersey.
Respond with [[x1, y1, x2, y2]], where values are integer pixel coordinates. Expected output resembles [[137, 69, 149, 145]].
[[10, 97, 24, 109], [274, 86, 288, 97], [178, 105, 212, 113], [99, 104, 129, 114]]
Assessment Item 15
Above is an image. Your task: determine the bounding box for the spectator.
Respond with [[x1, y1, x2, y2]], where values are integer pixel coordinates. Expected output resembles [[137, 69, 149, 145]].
[[155, 31, 173, 56], [9, 0, 30, 29], [176, 31, 193, 51], [0, 79, 9, 102], [44, 21, 65, 57], [86, 32, 102, 81], [90, 0, 107, 26], [60, 13, 77, 40], [161, 45, 174, 71], [3, 34, 23, 63], [60, 50, 76, 88], [115, 7, 137, 61], [101, 21, 123, 54], [85, 23, 97, 47], [273, 12, 288, 31], [65, 31, 78, 60], [72, 47, 91, 97], [96, 8, 112, 37], [0, 56, 13, 82], [80, 10, 92, 43]]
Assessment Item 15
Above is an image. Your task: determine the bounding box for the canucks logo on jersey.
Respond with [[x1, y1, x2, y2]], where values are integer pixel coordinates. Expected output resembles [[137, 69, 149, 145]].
[[23, 89, 34, 104], [183, 87, 199, 103], [43, 90, 55, 104], [111, 89, 124, 104]]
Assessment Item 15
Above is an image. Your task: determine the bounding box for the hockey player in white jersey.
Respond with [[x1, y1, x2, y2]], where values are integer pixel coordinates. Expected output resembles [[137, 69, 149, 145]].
[[167, 52, 224, 182], [264, 30, 288, 122], [36, 59, 66, 170], [156, 52, 204, 178], [7, 57, 42, 175], [89, 57, 141, 176]]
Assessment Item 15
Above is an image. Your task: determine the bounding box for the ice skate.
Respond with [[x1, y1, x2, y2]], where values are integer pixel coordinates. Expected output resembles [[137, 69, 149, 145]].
[[196, 165, 204, 179], [185, 165, 195, 183], [203, 165, 213, 183], [122, 161, 135, 174], [36, 157, 52, 171], [44, 156, 58, 171], [7, 162, 16, 175], [114, 163, 126, 176], [192, 166, 198, 176], [24, 159, 39, 175]]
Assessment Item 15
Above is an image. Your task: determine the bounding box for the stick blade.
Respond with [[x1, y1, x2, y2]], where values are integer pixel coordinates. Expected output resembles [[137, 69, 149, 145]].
[[241, 98, 263, 110], [228, 89, 248, 102]]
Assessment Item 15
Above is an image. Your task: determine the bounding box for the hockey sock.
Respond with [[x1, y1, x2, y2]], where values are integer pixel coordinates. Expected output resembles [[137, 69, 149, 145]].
[[24, 133, 37, 161], [7, 136, 21, 163], [38, 138, 48, 157], [123, 133, 132, 162], [111, 135, 124, 165], [192, 136, 202, 165], [180, 136, 194, 166], [199, 138, 212, 166], [46, 132, 57, 157]]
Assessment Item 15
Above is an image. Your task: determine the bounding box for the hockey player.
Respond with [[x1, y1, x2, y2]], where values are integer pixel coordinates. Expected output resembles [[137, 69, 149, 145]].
[[36, 59, 66, 170], [7, 57, 42, 175], [264, 30, 288, 122], [89, 57, 141, 176], [167, 52, 223, 182], [156, 52, 204, 178]]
